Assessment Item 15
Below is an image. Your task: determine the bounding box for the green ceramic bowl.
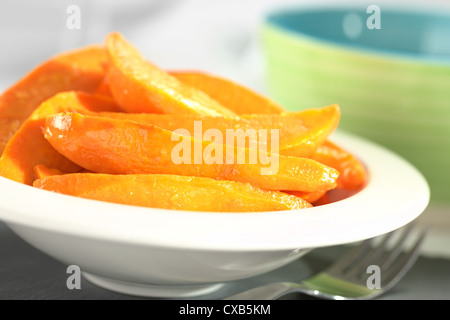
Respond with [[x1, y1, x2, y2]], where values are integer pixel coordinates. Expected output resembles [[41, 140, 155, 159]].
[[262, 6, 450, 204]]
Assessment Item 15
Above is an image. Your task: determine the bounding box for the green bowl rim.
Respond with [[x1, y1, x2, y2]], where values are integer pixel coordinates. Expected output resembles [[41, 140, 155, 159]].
[[263, 6, 450, 67]]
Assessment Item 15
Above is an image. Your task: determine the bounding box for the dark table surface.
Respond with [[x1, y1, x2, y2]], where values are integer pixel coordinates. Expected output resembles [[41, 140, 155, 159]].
[[1, 221, 449, 300]]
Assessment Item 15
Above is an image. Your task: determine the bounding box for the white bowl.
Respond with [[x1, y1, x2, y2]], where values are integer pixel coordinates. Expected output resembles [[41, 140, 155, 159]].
[[0, 130, 429, 298]]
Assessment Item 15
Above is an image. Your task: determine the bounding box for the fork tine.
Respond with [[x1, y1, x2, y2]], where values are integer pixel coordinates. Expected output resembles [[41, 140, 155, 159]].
[[380, 226, 429, 290], [225, 224, 429, 300], [378, 223, 417, 271], [325, 238, 372, 275], [345, 231, 396, 280]]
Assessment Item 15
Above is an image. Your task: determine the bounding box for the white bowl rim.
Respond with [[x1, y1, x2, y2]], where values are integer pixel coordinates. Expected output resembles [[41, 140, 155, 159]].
[[0, 130, 430, 251]]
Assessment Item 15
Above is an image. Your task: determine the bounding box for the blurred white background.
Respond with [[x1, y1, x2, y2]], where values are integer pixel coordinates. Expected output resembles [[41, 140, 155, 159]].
[[1, 0, 449, 93]]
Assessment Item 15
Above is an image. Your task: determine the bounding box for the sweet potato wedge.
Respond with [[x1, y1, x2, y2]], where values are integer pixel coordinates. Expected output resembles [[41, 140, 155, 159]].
[[0, 46, 108, 155], [106, 32, 236, 116], [310, 140, 367, 190], [33, 164, 64, 180], [0, 92, 120, 185], [44, 113, 339, 192], [33, 173, 312, 212], [171, 71, 286, 114], [95, 104, 340, 157]]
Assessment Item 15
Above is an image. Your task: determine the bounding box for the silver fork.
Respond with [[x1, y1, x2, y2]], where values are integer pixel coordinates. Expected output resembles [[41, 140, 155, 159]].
[[225, 223, 428, 300]]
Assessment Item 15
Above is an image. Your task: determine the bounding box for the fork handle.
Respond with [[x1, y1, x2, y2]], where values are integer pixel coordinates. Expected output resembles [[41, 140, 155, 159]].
[[224, 282, 303, 300]]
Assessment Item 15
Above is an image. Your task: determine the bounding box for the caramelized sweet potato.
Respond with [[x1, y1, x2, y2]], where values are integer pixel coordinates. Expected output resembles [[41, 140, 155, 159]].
[[310, 140, 367, 190], [0, 46, 108, 155], [44, 113, 339, 192], [106, 32, 236, 116], [94, 104, 340, 157], [33, 173, 312, 212], [0, 92, 119, 185], [171, 71, 286, 114]]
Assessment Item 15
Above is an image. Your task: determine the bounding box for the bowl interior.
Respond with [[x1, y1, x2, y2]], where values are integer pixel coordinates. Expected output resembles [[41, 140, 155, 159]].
[[267, 7, 450, 62]]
